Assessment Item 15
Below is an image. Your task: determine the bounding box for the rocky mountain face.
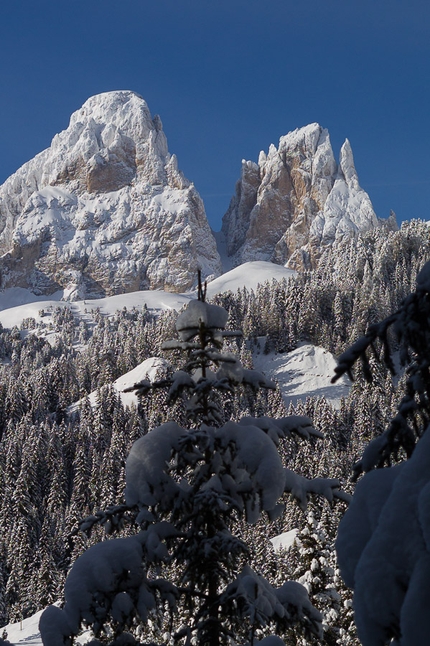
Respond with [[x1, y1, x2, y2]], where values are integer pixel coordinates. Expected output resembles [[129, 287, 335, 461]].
[[0, 91, 222, 298], [221, 123, 397, 270]]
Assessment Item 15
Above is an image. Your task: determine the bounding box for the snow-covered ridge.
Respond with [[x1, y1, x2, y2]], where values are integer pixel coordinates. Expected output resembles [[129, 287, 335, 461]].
[[0, 91, 221, 297], [0, 260, 294, 320]]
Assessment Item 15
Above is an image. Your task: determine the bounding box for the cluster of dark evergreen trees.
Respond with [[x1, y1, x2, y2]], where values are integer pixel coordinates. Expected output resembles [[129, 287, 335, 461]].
[[0, 220, 429, 643]]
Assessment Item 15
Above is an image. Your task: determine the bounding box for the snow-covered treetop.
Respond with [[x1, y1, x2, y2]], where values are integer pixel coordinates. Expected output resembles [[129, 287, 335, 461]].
[[124, 291, 348, 520], [176, 300, 229, 341]]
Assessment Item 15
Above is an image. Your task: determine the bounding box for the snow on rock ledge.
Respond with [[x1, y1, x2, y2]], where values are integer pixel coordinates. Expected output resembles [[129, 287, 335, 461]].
[[0, 91, 222, 298]]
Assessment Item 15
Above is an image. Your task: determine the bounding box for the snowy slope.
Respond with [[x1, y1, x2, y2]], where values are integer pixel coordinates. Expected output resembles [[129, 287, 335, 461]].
[[1, 609, 44, 645], [0, 261, 349, 410], [69, 341, 351, 417], [68, 357, 171, 414], [253, 343, 351, 408], [0, 261, 294, 327], [205, 261, 295, 297], [270, 529, 298, 552]]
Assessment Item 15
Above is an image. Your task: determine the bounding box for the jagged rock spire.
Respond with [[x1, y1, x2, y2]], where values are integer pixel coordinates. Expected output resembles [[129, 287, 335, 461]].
[[222, 123, 391, 270]]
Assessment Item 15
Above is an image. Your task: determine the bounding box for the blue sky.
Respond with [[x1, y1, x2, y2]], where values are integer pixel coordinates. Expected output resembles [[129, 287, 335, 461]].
[[0, 0, 429, 231]]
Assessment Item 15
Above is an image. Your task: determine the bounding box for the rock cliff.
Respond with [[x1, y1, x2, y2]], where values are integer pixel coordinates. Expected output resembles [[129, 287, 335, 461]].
[[0, 91, 222, 298], [221, 123, 396, 269]]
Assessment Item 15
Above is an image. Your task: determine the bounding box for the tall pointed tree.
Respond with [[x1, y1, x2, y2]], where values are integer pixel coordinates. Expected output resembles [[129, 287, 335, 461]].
[[40, 275, 348, 646]]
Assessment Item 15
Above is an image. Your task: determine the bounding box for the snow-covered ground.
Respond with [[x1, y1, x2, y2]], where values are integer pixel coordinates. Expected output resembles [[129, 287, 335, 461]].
[[69, 342, 351, 416], [270, 529, 298, 552], [0, 261, 294, 328], [205, 261, 295, 297], [2, 609, 44, 645], [67, 357, 171, 414], [0, 289, 193, 329]]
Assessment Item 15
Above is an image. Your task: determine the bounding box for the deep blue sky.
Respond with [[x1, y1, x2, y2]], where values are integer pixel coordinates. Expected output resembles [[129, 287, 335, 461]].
[[1, 0, 429, 231]]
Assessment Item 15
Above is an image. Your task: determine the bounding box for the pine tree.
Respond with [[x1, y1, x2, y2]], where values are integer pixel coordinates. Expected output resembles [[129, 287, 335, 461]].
[[40, 276, 347, 646], [289, 511, 358, 646]]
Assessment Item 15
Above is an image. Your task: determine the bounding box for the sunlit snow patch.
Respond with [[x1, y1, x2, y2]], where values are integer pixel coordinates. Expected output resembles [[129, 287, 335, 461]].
[[72, 290, 192, 317], [253, 343, 351, 409], [1, 607, 45, 645], [270, 529, 298, 552], [205, 261, 296, 298], [0, 289, 192, 330], [0, 261, 293, 330], [68, 357, 170, 414]]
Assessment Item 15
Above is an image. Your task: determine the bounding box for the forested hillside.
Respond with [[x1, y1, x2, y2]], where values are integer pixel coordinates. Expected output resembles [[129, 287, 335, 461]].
[[1, 220, 429, 643]]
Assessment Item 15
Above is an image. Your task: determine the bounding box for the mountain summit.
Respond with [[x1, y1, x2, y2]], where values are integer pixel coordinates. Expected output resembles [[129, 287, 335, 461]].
[[221, 123, 396, 269], [0, 91, 222, 298]]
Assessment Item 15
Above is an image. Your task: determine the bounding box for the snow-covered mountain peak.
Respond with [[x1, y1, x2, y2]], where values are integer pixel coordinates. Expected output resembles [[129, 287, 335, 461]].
[[0, 91, 221, 297], [222, 123, 395, 270], [44, 90, 185, 193], [278, 122, 323, 155], [0, 96, 397, 294]]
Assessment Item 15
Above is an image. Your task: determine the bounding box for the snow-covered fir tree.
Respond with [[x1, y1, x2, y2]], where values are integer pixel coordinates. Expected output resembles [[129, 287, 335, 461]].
[[287, 510, 357, 646], [39, 276, 348, 646]]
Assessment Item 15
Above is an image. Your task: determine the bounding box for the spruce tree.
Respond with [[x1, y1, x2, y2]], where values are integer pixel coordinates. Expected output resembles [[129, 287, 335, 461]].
[[40, 275, 347, 646]]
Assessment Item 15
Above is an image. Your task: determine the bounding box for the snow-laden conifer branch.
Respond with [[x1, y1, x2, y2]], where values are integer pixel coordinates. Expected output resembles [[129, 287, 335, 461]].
[[335, 259, 430, 646], [74, 503, 134, 536], [332, 260, 430, 477], [284, 469, 352, 510], [220, 565, 323, 641]]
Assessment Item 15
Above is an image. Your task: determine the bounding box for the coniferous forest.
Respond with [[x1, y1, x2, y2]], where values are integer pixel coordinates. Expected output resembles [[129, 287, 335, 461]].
[[1, 220, 430, 644]]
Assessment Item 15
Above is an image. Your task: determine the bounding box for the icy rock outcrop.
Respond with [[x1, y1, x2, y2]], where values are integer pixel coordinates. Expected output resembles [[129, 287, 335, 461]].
[[222, 124, 395, 270], [0, 91, 221, 297]]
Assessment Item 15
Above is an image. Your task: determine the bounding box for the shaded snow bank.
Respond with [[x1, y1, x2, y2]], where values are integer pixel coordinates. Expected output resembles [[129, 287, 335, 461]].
[[336, 425, 430, 645]]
